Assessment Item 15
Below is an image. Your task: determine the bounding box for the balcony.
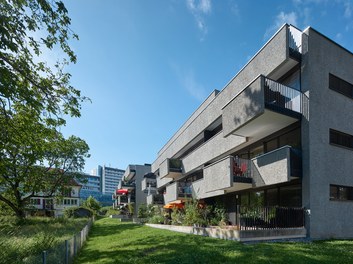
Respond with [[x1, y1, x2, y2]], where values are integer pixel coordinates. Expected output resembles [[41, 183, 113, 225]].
[[164, 182, 192, 204], [223, 75, 308, 139], [203, 146, 302, 195], [147, 193, 164, 205], [203, 156, 252, 194], [117, 195, 135, 205], [141, 177, 157, 192], [251, 145, 302, 187], [159, 158, 183, 179], [117, 181, 135, 191]]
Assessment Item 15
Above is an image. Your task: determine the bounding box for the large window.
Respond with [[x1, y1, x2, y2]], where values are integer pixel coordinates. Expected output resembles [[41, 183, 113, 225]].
[[329, 73, 353, 99], [330, 184, 353, 201], [330, 129, 353, 150]]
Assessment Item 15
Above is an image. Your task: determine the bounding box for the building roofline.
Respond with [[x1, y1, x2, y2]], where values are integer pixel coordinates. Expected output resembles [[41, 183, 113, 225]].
[[153, 24, 292, 164], [304, 26, 353, 57]]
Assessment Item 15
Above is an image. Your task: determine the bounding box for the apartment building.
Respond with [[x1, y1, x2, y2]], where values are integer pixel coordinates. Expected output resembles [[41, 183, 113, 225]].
[[152, 24, 353, 239], [114, 164, 152, 216]]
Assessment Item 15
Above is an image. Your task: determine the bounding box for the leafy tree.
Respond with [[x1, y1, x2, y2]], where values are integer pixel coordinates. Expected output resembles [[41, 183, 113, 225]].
[[0, 1, 90, 218], [82, 196, 101, 214]]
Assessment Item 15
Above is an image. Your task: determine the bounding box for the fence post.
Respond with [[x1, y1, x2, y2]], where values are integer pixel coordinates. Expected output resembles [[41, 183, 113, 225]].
[[65, 240, 69, 264], [74, 234, 77, 256], [42, 251, 47, 264]]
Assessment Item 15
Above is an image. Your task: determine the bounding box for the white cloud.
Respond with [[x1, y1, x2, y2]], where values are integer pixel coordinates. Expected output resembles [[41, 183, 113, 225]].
[[171, 63, 207, 101], [264, 11, 298, 39], [186, 0, 212, 38], [344, 0, 352, 17]]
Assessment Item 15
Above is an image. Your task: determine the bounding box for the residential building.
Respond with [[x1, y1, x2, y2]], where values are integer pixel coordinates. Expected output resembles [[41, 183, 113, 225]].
[[151, 24, 353, 239], [114, 164, 152, 216], [29, 179, 82, 217], [98, 165, 125, 194]]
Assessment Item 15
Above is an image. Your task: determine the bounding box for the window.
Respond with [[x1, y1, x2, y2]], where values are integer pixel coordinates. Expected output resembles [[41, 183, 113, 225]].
[[329, 73, 353, 99], [330, 129, 353, 150], [330, 184, 353, 201]]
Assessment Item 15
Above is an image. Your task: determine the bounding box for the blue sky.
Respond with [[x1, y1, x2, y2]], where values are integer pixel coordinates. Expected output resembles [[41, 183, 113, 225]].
[[58, 0, 353, 173]]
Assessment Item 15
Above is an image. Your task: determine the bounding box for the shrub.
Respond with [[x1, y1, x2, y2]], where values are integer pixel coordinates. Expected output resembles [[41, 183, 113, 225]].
[[138, 203, 148, 218], [82, 196, 101, 213], [105, 208, 120, 216], [209, 203, 228, 226], [148, 215, 164, 224], [64, 206, 93, 218], [182, 200, 210, 227], [171, 208, 184, 226]]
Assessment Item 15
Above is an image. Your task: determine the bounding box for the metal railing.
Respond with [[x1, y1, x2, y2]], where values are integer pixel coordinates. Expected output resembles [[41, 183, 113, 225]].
[[22, 217, 94, 264], [235, 206, 304, 230], [264, 77, 309, 119], [232, 157, 251, 178]]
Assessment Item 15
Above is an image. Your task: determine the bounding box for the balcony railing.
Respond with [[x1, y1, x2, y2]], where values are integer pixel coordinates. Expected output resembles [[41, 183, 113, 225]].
[[178, 185, 192, 199], [264, 77, 308, 116], [235, 206, 305, 230], [232, 157, 252, 182]]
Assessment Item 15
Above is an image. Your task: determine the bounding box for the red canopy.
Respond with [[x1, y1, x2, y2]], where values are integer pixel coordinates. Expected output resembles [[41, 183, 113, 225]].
[[116, 189, 128, 195]]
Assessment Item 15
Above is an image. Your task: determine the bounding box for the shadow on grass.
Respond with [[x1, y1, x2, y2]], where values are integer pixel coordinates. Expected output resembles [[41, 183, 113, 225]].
[[76, 219, 353, 264]]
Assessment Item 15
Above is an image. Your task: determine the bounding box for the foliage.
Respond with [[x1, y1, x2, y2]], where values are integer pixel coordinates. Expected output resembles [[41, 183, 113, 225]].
[[182, 200, 210, 227], [64, 206, 93, 218], [138, 203, 148, 218], [0, 216, 87, 263], [75, 217, 353, 264], [209, 203, 228, 226], [171, 208, 184, 226], [127, 203, 134, 215], [82, 196, 101, 213], [148, 215, 164, 224], [105, 208, 120, 216], [0, 0, 90, 218]]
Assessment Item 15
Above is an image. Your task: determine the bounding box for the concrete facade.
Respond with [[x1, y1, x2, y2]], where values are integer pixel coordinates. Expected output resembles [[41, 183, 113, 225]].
[[152, 24, 353, 239], [115, 164, 151, 216]]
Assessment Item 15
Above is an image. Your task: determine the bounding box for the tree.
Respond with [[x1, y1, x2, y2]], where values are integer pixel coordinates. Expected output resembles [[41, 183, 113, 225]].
[[82, 196, 101, 213], [0, 1, 90, 218], [0, 0, 86, 122], [0, 108, 90, 217]]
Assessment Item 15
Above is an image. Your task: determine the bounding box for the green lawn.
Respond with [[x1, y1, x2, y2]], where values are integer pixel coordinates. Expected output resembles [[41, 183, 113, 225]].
[[75, 217, 353, 264], [0, 216, 88, 263]]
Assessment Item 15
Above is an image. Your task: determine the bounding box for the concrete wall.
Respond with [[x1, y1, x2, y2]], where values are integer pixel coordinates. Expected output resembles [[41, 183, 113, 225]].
[[223, 76, 265, 136], [204, 157, 232, 193], [302, 28, 353, 239], [152, 25, 290, 174], [128, 164, 151, 216], [182, 132, 246, 174], [164, 182, 178, 204], [251, 146, 290, 187]]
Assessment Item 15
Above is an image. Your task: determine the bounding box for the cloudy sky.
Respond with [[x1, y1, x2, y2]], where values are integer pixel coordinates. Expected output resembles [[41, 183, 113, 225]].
[[57, 0, 353, 173]]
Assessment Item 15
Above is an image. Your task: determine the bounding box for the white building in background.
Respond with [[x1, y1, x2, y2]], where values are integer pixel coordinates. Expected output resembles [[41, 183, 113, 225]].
[[98, 165, 125, 194], [29, 179, 82, 217]]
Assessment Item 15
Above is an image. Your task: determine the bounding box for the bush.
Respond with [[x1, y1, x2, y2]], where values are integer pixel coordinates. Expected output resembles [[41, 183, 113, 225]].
[[64, 206, 93, 218], [209, 203, 228, 226], [105, 208, 120, 216], [82, 196, 101, 213], [138, 204, 148, 218], [171, 208, 184, 226], [148, 215, 164, 224]]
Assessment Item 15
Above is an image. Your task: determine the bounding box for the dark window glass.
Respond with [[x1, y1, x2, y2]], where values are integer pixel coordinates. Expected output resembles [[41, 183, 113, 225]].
[[266, 188, 278, 206], [279, 128, 301, 149], [249, 191, 264, 207], [240, 193, 249, 206], [330, 184, 353, 201], [329, 73, 353, 99], [279, 185, 302, 207], [330, 129, 353, 150]]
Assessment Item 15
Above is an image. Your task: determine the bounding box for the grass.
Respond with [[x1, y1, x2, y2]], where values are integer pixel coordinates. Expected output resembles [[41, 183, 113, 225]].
[[75, 217, 353, 264], [0, 216, 88, 263]]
